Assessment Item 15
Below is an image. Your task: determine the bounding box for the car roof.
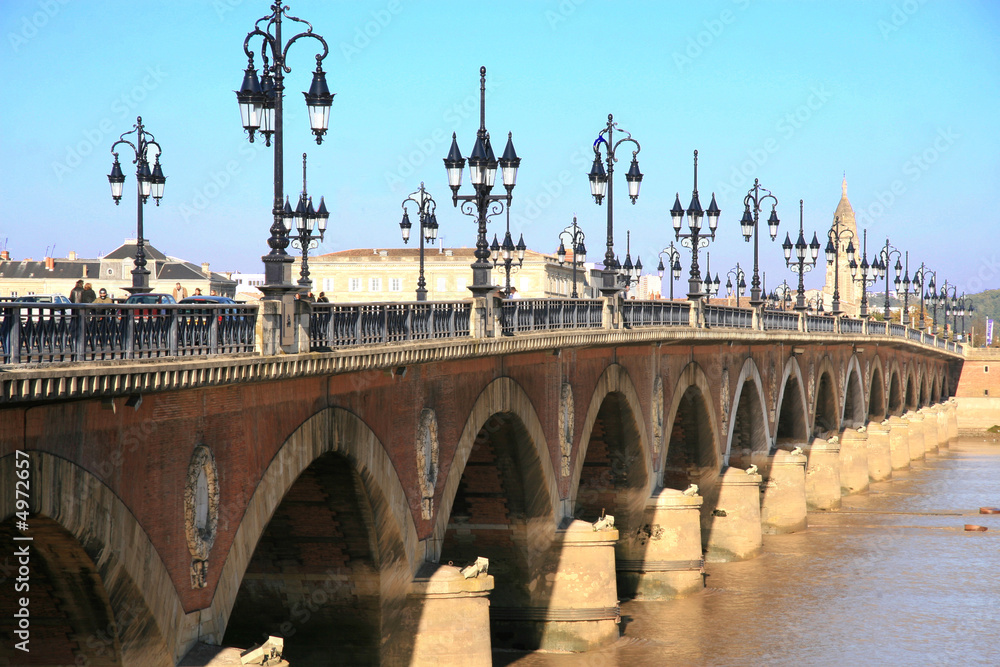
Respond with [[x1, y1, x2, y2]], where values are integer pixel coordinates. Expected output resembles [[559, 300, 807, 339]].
[[179, 295, 235, 303]]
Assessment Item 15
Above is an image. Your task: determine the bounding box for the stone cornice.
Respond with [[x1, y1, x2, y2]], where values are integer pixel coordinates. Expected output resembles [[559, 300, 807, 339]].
[[0, 326, 961, 404]]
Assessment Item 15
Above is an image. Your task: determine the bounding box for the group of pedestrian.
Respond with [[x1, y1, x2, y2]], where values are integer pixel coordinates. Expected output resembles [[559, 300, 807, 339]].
[[68, 279, 112, 303]]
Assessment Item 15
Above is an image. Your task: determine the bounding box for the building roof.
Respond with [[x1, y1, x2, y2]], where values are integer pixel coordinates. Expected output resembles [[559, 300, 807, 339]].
[[0, 260, 100, 280], [312, 248, 556, 262], [102, 240, 168, 261], [833, 177, 857, 230]]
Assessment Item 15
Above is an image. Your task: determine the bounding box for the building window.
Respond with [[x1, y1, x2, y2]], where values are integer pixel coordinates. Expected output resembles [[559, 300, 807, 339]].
[[369, 277, 382, 292], [323, 278, 333, 292], [349, 278, 362, 292], [456, 277, 467, 291], [986, 389, 990, 397], [985, 366, 990, 373], [437, 277, 446, 292], [389, 278, 402, 292]]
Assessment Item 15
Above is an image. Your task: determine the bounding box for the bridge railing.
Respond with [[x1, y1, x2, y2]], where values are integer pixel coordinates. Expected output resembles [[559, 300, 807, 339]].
[[705, 304, 753, 329], [804, 314, 835, 333], [0, 303, 258, 364], [310, 301, 472, 347], [889, 323, 906, 337], [761, 310, 799, 331], [499, 298, 604, 335], [840, 317, 863, 334], [623, 300, 690, 328]]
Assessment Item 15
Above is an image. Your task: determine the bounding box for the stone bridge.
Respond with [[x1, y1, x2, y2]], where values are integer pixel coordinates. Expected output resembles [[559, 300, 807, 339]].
[[0, 320, 962, 665]]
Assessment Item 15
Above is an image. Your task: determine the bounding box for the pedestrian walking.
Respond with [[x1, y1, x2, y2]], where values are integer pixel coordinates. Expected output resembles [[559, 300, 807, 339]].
[[172, 283, 188, 301], [81, 282, 97, 303], [69, 279, 85, 302]]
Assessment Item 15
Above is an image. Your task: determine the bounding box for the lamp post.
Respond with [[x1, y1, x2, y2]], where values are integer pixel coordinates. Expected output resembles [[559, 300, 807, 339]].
[[108, 116, 166, 295], [938, 281, 957, 339], [807, 294, 825, 314], [769, 280, 793, 311], [672, 150, 721, 301], [237, 2, 333, 300], [557, 217, 587, 298], [824, 215, 856, 316], [781, 199, 820, 311], [958, 295, 974, 341], [656, 242, 683, 300], [701, 252, 720, 303], [725, 263, 747, 308], [285, 153, 328, 290], [872, 237, 903, 320], [618, 230, 643, 295], [444, 67, 520, 298], [899, 251, 913, 325], [911, 264, 936, 331], [848, 229, 879, 318], [740, 178, 780, 307], [399, 182, 438, 301], [588, 114, 643, 296], [490, 213, 526, 298]]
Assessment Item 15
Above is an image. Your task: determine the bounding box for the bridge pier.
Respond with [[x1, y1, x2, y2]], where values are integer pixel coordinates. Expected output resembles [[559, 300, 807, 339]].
[[839, 428, 870, 495], [933, 404, 949, 448], [865, 420, 893, 482], [617, 488, 704, 599], [947, 398, 959, 442], [400, 564, 494, 667], [702, 467, 763, 562], [804, 437, 842, 510], [886, 416, 911, 470], [905, 411, 926, 462], [510, 520, 620, 652], [919, 408, 938, 455], [759, 449, 808, 534]]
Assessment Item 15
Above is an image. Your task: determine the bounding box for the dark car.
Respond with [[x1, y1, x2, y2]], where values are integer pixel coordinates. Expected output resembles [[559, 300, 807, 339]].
[[178, 296, 237, 306], [179, 295, 242, 326], [124, 293, 176, 318]]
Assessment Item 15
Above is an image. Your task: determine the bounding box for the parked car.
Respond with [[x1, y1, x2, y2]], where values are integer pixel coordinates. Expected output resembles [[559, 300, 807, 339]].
[[8, 295, 72, 304], [179, 295, 241, 325], [124, 293, 176, 318]]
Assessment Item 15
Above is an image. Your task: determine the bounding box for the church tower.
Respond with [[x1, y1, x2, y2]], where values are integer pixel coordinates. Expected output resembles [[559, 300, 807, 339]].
[[823, 177, 859, 312]]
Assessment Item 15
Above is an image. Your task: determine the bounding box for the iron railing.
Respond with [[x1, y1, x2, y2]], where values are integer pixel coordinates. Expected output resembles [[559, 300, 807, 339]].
[[889, 323, 906, 337], [840, 318, 863, 334], [499, 299, 604, 336], [761, 310, 799, 331], [704, 305, 753, 329], [623, 300, 690, 328], [805, 315, 835, 333], [1, 303, 258, 364], [309, 301, 472, 348]]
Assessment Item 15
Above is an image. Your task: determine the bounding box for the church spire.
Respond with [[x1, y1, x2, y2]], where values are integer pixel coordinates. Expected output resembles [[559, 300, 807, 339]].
[[842, 174, 848, 196]]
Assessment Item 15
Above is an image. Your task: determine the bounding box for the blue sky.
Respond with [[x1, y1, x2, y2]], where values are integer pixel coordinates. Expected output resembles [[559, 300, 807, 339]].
[[3, 0, 999, 294]]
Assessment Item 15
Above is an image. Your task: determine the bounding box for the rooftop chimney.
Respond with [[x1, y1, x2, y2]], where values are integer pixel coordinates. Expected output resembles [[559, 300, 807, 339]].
[[202, 262, 211, 277], [0, 250, 9, 261], [68, 250, 77, 261], [45, 257, 55, 271]]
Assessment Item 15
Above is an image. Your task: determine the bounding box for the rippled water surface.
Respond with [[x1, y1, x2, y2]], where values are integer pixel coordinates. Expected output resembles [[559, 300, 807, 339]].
[[497, 439, 1000, 666]]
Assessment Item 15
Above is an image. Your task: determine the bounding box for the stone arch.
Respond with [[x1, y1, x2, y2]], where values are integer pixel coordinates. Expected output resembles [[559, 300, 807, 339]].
[[887, 361, 904, 416], [813, 356, 841, 437], [570, 363, 653, 510], [918, 365, 930, 407], [724, 357, 772, 463], [842, 355, 866, 428], [0, 453, 176, 665], [215, 407, 419, 658], [868, 356, 887, 421], [904, 363, 918, 411], [662, 362, 723, 490], [774, 356, 810, 447], [931, 369, 941, 403], [434, 376, 561, 554]]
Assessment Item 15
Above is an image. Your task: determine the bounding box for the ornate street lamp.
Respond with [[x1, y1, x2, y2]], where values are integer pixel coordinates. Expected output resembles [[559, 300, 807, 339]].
[[769, 280, 793, 311], [617, 230, 643, 294], [672, 150, 721, 301], [899, 251, 913, 325], [741, 178, 780, 306], [588, 114, 642, 296], [912, 264, 936, 331], [400, 182, 438, 301], [939, 281, 957, 339], [782, 200, 820, 311], [286, 153, 328, 290], [557, 217, 587, 299], [108, 116, 165, 295], [444, 67, 519, 298], [726, 263, 747, 308], [958, 294, 974, 342], [824, 215, 856, 316], [848, 229, 878, 318], [656, 242, 683, 300], [701, 251, 720, 303], [237, 2, 332, 300], [490, 224, 526, 298], [874, 237, 903, 320]]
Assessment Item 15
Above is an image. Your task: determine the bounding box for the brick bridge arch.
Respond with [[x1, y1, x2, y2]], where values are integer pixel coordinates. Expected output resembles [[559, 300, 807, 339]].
[[774, 356, 810, 447], [887, 360, 904, 416], [868, 355, 887, 421], [813, 356, 841, 436], [724, 357, 772, 463], [842, 355, 867, 428], [211, 407, 420, 659], [662, 362, 723, 489], [0, 453, 176, 665]]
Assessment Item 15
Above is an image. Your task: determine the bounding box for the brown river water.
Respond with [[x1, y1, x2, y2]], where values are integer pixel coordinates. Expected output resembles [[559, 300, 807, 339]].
[[496, 438, 1000, 667]]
